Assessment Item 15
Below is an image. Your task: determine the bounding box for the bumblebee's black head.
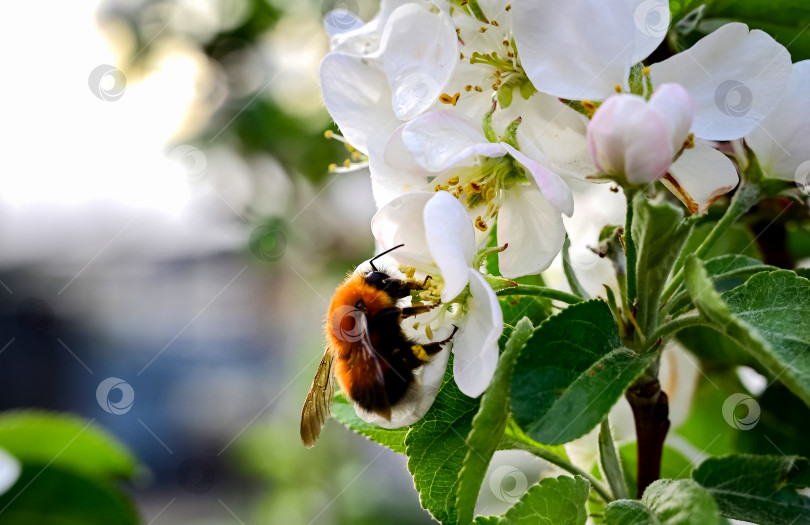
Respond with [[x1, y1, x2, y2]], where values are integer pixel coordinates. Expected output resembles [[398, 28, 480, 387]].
[[363, 271, 391, 290]]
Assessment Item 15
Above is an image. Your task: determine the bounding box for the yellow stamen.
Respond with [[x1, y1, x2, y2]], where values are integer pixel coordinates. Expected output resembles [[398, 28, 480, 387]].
[[642, 66, 651, 76], [328, 163, 337, 172], [479, 26, 487, 33], [614, 84, 622, 93], [475, 216, 488, 231], [425, 324, 434, 341], [464, 84, 472, 92], [505, 3, 511, 10], [351, 150, 362, 161], [343, 159, 351, 168], [439, 92, 461, 106], [491, 20, 499, 27], [582, 100, 596, 111], [683, 133, 695, 150], [447, 175, 460, 186], [474, 85, 483, 92], [324, 130, 334, 139], [413, 321, 420, 329], [502, 39, 509, 46], [460, 52, 464, 60]]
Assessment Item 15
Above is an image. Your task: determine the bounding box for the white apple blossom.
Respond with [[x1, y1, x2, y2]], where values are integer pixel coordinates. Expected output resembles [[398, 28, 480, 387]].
[[588, 84, 694, 185], [375, 109, 574, 278], [512, 1, 791, 212], [371, 191, 503, 403], [746, 60, 810, 182], [320, 1, 458, 155]]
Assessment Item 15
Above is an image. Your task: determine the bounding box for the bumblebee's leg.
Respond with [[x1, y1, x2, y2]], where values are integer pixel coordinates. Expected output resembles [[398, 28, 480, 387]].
[[411, 325, 459, 362], [401, 304, 439, 318]]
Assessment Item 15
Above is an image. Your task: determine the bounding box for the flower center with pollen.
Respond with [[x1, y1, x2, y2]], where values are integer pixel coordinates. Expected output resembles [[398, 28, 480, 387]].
[[438, 2, 534, 109], [433, 155, 525, 231]]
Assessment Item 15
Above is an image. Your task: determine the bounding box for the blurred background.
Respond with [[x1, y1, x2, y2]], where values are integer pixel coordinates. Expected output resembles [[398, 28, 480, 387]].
[[1, 0, 809, 523]]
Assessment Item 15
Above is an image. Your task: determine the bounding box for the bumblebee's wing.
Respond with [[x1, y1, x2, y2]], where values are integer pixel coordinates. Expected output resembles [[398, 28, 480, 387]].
[[300, 348, 335, 448]]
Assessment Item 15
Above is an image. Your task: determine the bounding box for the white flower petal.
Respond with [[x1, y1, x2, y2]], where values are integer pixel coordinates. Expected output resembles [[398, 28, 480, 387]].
[[380, 4, 458, 120], [371, 192, 435, 269], [452, 269, 502, 397], [501, 143, 574, 216], [370, 126, 431, 208], [323, 9, 364, 37], [587, 94, 674, 184], [512, 0, 664, 100], [357, 345, 450, 428], [497, 184, 566, 278], [328, 0, 403, 53], [320, 52, 396, 155], [650, 23, 792, 140], [505, 95, 596, 180], [424, 191, 475, 301], [402, 111, 505, 171], [665, 141, 739, 214], [648, 83, 694, 154], [629, 0, 670, 63], [747, 60, 810, 180]]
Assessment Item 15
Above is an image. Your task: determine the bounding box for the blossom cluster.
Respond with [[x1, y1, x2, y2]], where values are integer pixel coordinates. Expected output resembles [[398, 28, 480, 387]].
[[320, 0, 809, 423]]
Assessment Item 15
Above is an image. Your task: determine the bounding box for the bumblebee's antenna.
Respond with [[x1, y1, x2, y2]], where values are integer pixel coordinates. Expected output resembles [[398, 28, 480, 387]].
[[369, 244, 405, 271]]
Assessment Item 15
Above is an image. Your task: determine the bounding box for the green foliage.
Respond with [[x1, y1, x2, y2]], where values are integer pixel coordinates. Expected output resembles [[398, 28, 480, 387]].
[[693, 455, 810, 524], [499, 276, 552, 327], [456, 318, 534, 524], [0, 465, 139, 525], [331, 394, 408, 453], [511, 300, 656, 445], [703, 0, 810, 61], [406, 354, 480, 524], [473, 476, 590, 525], [685, 257, 810, 407], [631, 198, 693, 334], [607, 479, 720, 525], [0, 411, 137, 480]]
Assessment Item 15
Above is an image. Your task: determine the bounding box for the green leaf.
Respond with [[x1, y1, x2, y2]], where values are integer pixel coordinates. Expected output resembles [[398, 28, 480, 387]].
[[331, 393, 408, 454], [456, 318, 534, 524], [0, 411, 136, 480], [703, 1, 810, 61], [590, 443, 694, 521], [511, 300, 656, 445], [406, 353, 480, 524], [631, 198, 692, 334], [684, 257, 810, 407], [599, 420, 629, 500], [670, 0, 711, 25], [607, 479, 720, 525], [666, 254, 774, 315], [499, 275, 552, 327], [692, 454, 810, 524], [674, 223, 763, 276], [473, 475, 590, 525], [605, 499, 659, 525], [0, 464, 138, 525]]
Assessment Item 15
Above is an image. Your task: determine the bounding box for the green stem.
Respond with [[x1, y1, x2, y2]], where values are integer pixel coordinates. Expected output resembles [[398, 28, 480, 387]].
[[504, 419, 614, 503], [598, 419, 629, 500], [624, 189, 638, 313], [496, 285, 583, 305], [661, 181, 764, 306], [563, 236, 590, 299], [661, 264, 776, 317], [642, 314, 707, 353]]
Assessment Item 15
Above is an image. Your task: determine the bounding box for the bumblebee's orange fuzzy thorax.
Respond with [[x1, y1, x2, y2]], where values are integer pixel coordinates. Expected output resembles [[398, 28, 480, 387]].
[[325, 273, 395, 351]]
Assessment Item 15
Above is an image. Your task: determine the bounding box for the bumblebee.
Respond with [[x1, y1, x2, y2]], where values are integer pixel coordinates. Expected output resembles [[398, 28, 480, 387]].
[[300, 245, 456, 447]]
